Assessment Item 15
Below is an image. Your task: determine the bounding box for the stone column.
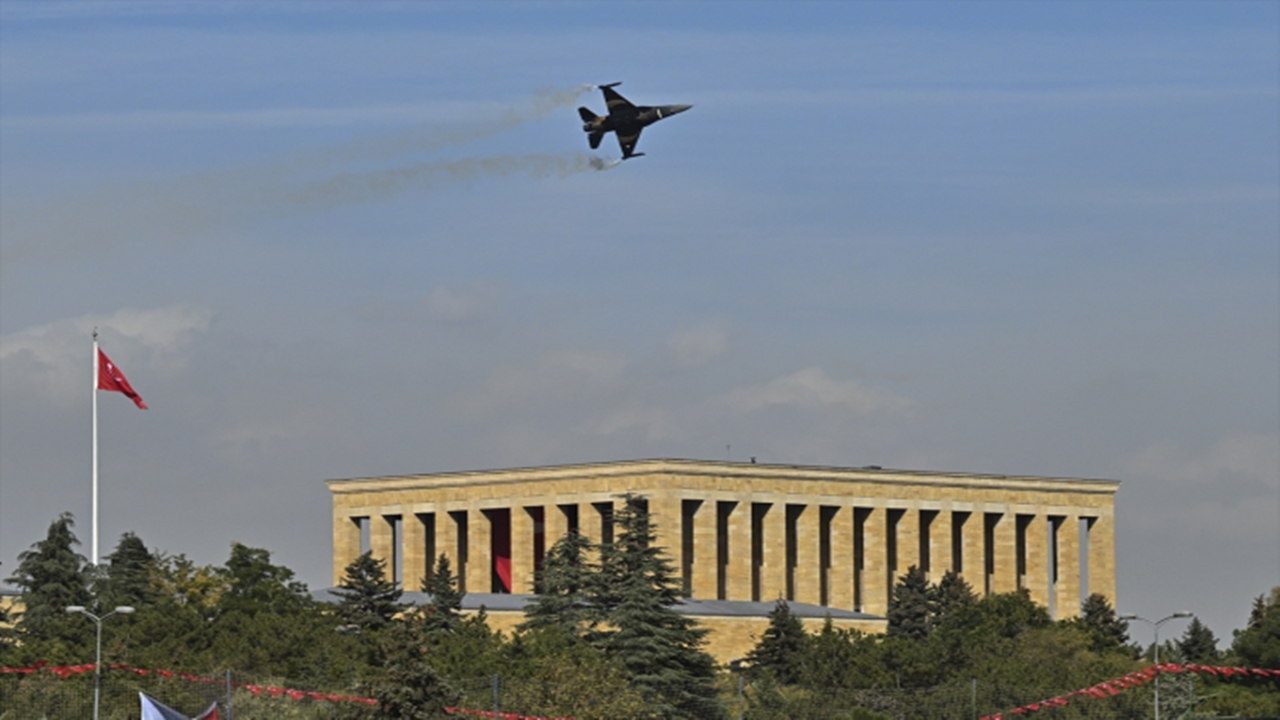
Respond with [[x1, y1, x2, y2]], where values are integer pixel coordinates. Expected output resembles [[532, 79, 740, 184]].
[[403, 513, 428, 590], [465, 507, 491, 595], [1054, 515, 1081, 619], [725, 501, 752, 601], [443, 510, 465, 593], [651, 495, 682, 570], [959, 511, 984, 593], [1086, 514, 1116, 605], [760, 503, 788, 602], [828, 506, 855, 611], [930, 510, 952, 580], [511, 506, 537, 595], [333, 513, 362, 586], [547, 504, 571, 547], [792, 504, 821, 605], [692, 499, 718, 599], [991, 512, 1018, 594], [895, 508, 920, 582], [576, 502, 597, 545], [1023, 514, 1050, 608], [370, 514, 396, 571], [860, 507, 889, 616]]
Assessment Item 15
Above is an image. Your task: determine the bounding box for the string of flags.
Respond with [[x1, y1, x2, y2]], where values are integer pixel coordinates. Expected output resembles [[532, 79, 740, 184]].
[[8, 659, 1275, 720], [1, 660, 375, 704], [1, 660, 573, 719], [979, 662, 1280, 720]]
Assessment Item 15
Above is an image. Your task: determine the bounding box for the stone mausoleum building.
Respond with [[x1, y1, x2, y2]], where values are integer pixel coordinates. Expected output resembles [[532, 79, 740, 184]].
[[327, 459, 1118, 660]]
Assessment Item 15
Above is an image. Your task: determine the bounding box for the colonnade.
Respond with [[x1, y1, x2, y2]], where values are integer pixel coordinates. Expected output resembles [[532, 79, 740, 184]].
[[334, 495, 1115, 619]]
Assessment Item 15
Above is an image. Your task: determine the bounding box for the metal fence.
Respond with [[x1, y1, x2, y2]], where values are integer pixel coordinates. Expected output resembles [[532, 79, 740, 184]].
[[0, 669, 1206, 720], [0, 671, 363, 720]]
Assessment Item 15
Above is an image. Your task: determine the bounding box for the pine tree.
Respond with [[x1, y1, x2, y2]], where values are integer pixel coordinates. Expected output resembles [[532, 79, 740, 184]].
[[592, 493, 724, 720], [932, 569, 975, 626], [1247, 593, 1270, 630], [887, 565, 932, 640], [1078, 592, 1130, 653], [1175, 616, 1218, 663], [420, 553, 463, 635], [95, 532, 157, 610], [520, 530, 595, 636], [1233, 587, 1280, 669], [334, 551, 404, 633], [365, 621, 460, 719], [743, 599, 807, 684], [5, 513, 91, 638]]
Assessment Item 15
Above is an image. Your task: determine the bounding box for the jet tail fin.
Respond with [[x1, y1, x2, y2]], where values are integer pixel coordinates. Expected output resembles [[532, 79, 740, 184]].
[[578, 107, 598, 122]]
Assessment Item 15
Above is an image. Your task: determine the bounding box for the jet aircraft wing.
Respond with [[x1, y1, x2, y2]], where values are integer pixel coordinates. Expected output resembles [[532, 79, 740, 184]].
[[616, 128, 642, 158], [602, 85, 636, 115]]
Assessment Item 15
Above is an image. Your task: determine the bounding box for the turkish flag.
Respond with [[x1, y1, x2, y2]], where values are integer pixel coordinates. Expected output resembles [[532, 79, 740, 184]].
[[98, 349, 147, 409]]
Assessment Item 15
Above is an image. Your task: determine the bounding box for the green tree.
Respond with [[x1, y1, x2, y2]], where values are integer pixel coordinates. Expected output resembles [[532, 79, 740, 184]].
[[500, 627, 652, 720], [592, 493, 724, 719], [743, 599, 807, 684], [796, 621, 892, 691], [95, 532, 158, 610], [1245, 587, 1279, 631], [1176, 616, 1219, 663], [886, 565, 932, 640], [1076, 592, 1130, 653], [217, 542, 311, 616], [932, 569, 975, 625], [420, 553, 463, 635], [4, 513, 91, 640], [334, 551, 404, 633], [1232, 587, 1280, 669], [521, 530, 595, 636], [366, 621, 460, 719], [942, 590, 1051, 640]]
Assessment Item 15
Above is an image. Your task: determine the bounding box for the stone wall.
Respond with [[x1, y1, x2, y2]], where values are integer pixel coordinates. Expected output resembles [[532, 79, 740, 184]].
[[329, 459, 1119, 623]]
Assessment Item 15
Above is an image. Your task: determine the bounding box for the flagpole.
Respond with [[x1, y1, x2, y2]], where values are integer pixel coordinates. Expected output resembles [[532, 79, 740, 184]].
[[92, 327, 99, 567]]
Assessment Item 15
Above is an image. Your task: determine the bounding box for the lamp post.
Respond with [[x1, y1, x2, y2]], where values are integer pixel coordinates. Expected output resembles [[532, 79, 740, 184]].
[[1119, 611, 1192, 720], [66, 604, 135, 720]]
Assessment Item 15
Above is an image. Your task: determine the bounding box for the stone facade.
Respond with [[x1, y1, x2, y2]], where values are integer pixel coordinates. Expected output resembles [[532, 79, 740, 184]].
[[327, 459, 1118, 657]]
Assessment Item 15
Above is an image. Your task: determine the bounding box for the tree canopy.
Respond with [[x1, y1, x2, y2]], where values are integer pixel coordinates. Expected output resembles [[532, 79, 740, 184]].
[[4, 514, 1279, 720], [334, 550, 404, 633], [5, 512, 91, 639]]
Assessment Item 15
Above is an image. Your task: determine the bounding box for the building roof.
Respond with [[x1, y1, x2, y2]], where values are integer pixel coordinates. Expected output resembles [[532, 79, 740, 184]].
[[312, 588, 882, 620], [327, 457, 1119, 495]]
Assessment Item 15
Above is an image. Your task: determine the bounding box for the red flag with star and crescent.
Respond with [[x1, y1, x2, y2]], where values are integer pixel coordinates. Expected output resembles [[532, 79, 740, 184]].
[[98, 349, 147, 409]]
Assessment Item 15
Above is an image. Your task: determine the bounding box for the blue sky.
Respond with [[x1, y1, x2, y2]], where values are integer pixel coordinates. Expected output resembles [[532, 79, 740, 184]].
[[1, 1, 1276, 646]]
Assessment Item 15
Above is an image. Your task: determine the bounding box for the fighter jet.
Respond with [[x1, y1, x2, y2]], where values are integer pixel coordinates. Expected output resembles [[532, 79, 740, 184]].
[[578, 83, 692, 159]]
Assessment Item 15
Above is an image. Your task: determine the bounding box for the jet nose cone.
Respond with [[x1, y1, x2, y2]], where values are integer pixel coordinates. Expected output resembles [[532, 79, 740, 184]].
[[657, 104, 692, 118]]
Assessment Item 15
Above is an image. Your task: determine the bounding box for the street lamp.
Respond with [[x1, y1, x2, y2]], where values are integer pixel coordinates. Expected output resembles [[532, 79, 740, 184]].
[[66, 604, 135, 720], [1119, 611, 1192, 720]]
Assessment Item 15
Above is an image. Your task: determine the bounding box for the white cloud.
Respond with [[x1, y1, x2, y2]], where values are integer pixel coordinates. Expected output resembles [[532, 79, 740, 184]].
[[665, 320, 729, 367], [461, 349, 628, 417], [594, 405, 680, 441], [720, 366, 914, 415], [423, 282, 501, 325], [0, 306, 212, 406], [1119, 431, 1279, 486], [1115, 431, 1279, 547]]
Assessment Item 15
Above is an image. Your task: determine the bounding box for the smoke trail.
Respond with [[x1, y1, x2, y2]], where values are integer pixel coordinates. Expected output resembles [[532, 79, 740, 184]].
[[2, 86, 612, 262], [264, 84, 597, 176], [283, 151, 619, 211]]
